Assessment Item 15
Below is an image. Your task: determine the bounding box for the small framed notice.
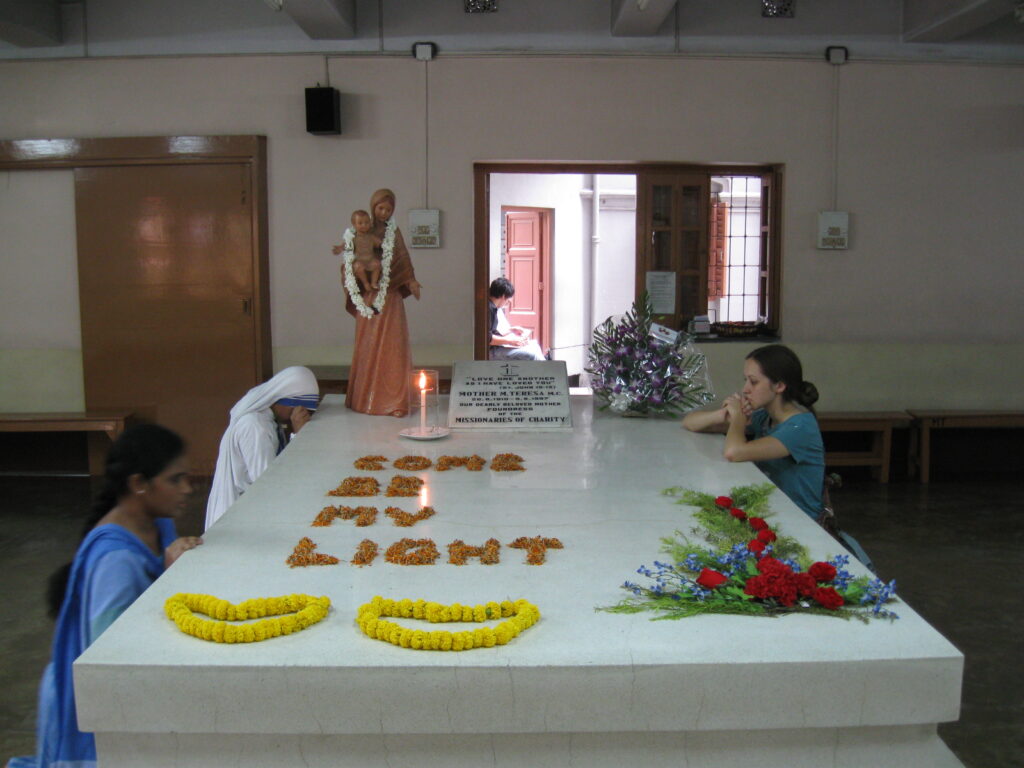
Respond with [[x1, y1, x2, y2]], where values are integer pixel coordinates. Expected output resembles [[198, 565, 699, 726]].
[[448, 361, 573, 430], [408, 209, 440, 248], [645, 271, 676, 314]]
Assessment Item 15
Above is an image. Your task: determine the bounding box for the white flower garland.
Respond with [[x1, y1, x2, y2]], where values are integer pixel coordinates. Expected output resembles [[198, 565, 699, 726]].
[[342, 219, 396, 318]]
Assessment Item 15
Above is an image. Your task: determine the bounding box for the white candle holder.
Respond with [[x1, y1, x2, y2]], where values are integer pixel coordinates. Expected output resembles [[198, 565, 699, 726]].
[[400, 369, 450, 440]]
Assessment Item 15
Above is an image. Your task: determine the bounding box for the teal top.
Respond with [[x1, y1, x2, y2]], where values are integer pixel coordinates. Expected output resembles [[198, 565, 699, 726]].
[[749, 410, 825, 520]]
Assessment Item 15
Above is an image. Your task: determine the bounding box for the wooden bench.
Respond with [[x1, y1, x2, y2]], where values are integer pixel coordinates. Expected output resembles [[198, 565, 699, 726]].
[[308, 365, 453, 396], [817, 411, 912, 483], [907, 409, 1024, 483], [0, 410, 134, 475]]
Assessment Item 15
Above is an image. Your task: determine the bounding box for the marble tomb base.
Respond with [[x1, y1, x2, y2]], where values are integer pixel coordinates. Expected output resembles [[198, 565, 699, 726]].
[[75, 395, 964, 767]]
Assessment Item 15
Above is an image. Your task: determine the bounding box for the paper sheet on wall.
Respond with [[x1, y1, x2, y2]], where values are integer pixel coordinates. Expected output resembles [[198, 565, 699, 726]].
[[645, 271, 676, 314]]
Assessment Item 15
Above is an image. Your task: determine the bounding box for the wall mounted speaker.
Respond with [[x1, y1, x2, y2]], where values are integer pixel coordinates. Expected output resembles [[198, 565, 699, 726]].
[[305, 87, 341, 135]]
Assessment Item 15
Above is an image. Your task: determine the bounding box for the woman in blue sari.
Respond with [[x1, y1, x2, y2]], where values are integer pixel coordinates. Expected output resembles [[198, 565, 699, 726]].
[[9, 424, 202, 768]]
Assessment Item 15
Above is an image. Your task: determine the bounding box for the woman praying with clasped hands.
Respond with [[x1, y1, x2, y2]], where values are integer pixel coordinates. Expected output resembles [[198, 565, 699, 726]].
[[682, 344, 826, 521], [10, 424, 201, 768]]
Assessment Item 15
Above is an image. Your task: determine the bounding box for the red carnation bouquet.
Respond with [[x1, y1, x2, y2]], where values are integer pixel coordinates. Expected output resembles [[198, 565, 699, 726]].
[[604, 484, 898, 621]]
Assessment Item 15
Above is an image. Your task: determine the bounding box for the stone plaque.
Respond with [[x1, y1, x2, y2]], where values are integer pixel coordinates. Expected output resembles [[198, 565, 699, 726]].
[[448, 360, 572, 430]]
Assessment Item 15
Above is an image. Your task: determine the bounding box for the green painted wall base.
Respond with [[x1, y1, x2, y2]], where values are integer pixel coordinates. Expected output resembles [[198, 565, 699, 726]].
[[2, 344, 1020, 413], [0, 350, 84, 412], [699, 342, 1024, 411]]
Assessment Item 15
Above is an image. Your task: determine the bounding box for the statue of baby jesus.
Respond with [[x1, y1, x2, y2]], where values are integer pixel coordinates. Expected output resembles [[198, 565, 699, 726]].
[[343, 209, 383, 293]]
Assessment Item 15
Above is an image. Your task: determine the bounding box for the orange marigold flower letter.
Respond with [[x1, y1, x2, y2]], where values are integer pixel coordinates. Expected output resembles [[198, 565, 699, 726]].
[[385, 538, 440, 565], [384, 506, 436, 527], [354, 455, 388, 470], [385, 475, 424, 497], [351, 539, 379, 566], [448, 538, 501, 565], [313, 506, 378, 526], [393, 455, 432, 471], [435, 455, 486, 471], [509, 536, 563, 565], [286, 537, 340, 568], [490, 453, 525, 472], [328, 477, 380, 496], [312, 506, 341, 526], [339, 506, 378, 526]]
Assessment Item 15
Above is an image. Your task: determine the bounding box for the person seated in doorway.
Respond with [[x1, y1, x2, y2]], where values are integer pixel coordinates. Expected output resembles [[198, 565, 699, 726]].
[[204, 366, 320, 530], [9, 424, 201, 768], [488, 277, 547, 362]]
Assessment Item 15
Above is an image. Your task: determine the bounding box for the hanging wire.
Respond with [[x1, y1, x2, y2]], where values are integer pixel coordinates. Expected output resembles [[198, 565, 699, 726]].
[[424, 58, 430, 208], [831, 63, 840, 210]]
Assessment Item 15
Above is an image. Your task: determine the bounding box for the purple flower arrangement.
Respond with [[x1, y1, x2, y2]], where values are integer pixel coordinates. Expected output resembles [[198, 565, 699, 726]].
[[586, 292, 714, 417]]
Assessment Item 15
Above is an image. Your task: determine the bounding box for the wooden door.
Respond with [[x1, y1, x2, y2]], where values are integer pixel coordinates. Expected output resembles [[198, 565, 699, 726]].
[[75, 163, 261, 472], [636, 173, 709, 329], [503, 208, 550, 351]]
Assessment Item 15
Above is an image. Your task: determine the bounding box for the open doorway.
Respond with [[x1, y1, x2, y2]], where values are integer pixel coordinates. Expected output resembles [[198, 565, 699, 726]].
[[501, 206, 552, 353], [479, 167, 637, 378], [475, 162, 783, 374]]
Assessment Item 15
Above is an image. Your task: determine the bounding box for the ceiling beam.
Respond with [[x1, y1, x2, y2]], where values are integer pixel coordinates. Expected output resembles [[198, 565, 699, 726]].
[[903, 0, 1015, 42], [0, 0, 61, 46], [281, 0, 356, 40], [611, 0, 677, 37]]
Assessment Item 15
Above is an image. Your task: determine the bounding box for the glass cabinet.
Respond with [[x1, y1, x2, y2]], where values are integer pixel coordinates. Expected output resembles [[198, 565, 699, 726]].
[[636, 173, 710, 330]]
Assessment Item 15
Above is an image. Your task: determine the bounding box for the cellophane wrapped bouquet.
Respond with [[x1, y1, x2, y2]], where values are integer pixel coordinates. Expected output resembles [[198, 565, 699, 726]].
[[586, 293, 714, 417]]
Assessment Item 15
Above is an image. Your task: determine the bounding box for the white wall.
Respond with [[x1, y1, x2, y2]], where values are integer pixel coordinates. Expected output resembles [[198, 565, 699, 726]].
[[0, 169, 85, 410], [1, 54, 1022, 410], [592, 174, 637, 329], [489, 172, 589, 373]]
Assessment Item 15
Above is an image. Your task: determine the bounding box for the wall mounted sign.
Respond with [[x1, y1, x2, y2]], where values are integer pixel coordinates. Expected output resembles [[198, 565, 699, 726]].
[[817, 211, 849, 249], [409, 209, 440, 248]]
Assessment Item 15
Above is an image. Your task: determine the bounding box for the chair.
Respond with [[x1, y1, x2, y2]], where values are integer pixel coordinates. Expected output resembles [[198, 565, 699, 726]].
[[818, 473, 876, 573]]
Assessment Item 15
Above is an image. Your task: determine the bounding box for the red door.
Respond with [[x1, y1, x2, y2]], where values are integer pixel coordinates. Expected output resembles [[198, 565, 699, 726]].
[[503, 208, 550, 351]]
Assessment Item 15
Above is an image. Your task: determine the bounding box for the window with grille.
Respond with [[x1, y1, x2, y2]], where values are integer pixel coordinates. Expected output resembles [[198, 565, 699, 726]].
[[636, 166, 780, 335]]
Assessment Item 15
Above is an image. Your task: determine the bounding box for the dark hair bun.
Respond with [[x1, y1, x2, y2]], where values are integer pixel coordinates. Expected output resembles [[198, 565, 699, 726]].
[[800, 381, 819, 407]]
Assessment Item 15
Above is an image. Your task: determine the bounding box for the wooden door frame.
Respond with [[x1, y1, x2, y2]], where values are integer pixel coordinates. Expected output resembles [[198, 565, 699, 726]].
[[474, 162, 782, 359], [500, 205, 552, 353], [474, 162, 639, 361], [635, 171, 711, 330], [0, 135, 273, 382]]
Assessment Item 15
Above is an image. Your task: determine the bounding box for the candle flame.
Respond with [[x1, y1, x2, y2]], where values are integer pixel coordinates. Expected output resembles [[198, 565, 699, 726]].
[[418, 371, 427, 390]]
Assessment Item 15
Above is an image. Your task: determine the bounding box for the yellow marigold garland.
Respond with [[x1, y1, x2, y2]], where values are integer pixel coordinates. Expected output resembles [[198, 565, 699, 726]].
[[356, 596, 539, 651], [164, 593, 331, 644]]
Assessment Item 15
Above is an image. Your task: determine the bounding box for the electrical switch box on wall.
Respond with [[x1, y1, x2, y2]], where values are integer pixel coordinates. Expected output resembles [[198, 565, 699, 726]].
[[817, 211, 849, 249]]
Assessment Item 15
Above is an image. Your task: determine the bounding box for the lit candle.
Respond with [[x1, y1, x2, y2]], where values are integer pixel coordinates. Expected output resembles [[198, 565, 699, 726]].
[[418, 371, 428, 434]]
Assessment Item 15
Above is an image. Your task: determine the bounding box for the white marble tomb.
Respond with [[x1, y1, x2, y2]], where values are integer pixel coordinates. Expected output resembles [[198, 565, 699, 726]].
[[75, 395, 964, 767]]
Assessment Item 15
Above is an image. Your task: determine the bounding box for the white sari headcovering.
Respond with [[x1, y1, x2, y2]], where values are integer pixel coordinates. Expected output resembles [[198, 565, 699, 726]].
[[228, 366, 319, 424], [205, 366, 319, 530]]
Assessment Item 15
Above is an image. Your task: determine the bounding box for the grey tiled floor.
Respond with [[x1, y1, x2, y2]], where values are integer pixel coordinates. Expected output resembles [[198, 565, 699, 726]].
[[1, 475, 1021, 767]]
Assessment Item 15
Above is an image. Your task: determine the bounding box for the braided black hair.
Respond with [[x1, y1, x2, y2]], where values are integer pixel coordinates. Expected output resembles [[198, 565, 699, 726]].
[[46, 424, 185, 618]]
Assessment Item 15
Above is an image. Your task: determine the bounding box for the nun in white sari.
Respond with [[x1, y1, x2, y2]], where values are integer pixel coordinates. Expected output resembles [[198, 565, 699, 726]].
[[204, 366, 320, 531]]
